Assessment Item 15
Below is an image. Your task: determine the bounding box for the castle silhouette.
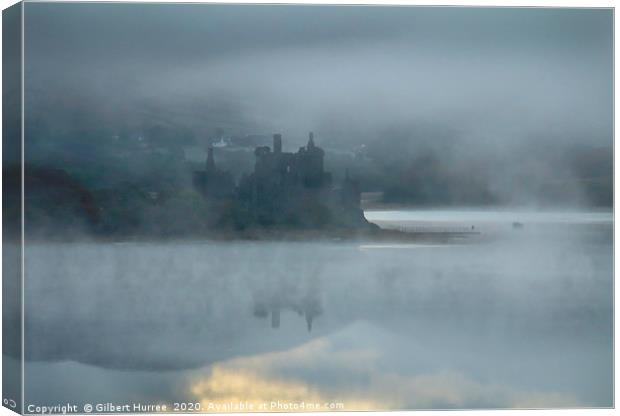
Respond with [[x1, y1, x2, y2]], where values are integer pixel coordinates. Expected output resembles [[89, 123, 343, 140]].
[[193, 132, 369, 229]]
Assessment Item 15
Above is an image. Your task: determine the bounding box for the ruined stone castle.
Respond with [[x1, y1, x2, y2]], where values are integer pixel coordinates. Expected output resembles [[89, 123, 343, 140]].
[[194, 132, 368, 229]]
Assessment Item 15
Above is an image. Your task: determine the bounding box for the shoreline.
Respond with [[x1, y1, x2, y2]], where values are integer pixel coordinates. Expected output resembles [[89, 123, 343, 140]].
[[11, 225, 481, 245]]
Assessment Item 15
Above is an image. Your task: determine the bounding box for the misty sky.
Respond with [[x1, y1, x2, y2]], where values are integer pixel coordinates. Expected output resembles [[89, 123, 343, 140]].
[[24, 4, 612, 151]]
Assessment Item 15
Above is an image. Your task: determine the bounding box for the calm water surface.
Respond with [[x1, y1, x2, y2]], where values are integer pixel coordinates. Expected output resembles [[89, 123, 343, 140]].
[[19, 210, 613, 411]]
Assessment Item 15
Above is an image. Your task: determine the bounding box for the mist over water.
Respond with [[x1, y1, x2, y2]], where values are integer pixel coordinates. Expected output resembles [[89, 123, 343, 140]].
[[20, 210, 612, 410], [12, 3, 613, 411]]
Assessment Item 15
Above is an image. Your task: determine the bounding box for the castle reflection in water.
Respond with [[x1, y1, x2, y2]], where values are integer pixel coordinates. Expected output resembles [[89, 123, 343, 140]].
[[251, 275, 323, 332]]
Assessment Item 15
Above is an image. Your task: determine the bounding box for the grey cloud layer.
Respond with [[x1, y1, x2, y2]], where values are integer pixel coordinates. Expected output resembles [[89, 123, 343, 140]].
[[25, 4, 612, 149]]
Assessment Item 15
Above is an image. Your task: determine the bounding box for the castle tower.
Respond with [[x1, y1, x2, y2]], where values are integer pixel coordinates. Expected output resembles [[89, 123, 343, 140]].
[[307, 132, 315, 149], [206, 146, 215, 172], [273, 134, 282, 154]]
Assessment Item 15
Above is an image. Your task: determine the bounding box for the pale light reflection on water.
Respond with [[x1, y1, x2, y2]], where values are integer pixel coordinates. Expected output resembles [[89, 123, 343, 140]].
[[20, 210, 612, 411]]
